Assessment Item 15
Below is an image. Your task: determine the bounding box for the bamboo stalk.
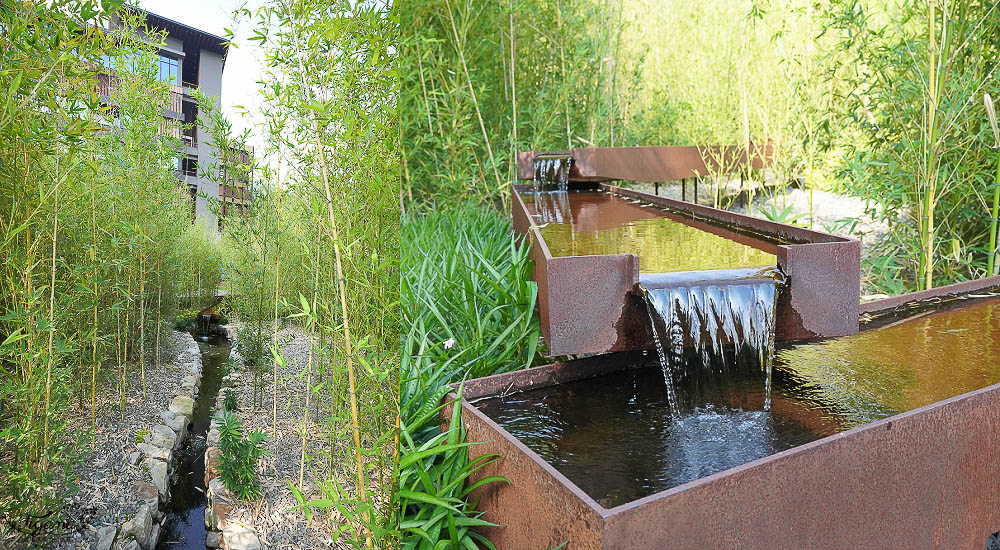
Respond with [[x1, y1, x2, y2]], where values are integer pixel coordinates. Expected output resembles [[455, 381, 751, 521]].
[[444, 0, 504, 196], [155, 264, 161, 375], [986, 94, 1000, 276], [300, 224, 321, 489], [91, 168, 99, 434], [509, 0, 517, 169], [282, 4, 369, 543], [272, 232, 281, 437], [42, 160, 59, 469], [923, 0, 938, 290], [139, 251, 146, 397], [121, 270, 131, 420]]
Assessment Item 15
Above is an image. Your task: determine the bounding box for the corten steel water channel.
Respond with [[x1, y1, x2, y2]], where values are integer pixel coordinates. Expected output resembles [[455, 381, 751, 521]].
[[512, 180, 860, 356], [445, 275, 1000, 550]]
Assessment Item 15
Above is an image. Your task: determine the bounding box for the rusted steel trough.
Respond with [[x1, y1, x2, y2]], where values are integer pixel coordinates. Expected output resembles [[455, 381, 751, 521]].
[[516, 144, 773, 183], [513, 182, 860, 356], [446, 275, 1000, 550]]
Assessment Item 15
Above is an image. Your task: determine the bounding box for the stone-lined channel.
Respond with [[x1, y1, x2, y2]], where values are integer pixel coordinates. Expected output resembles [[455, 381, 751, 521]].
[[156, 332, 230, 549]]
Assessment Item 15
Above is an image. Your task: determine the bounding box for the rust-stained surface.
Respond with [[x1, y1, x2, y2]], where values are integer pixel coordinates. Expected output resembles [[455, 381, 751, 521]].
[[451, 317, 1000, 549], [776, 241, 860, 340], [859, 275, 1000, 329], [517, 145, 773, 183], [513, 183, 860, 355]]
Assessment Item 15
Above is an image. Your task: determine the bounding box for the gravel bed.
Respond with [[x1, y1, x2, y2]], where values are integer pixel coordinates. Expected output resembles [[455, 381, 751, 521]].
[[5, 331, 191, 550], [223, 322, 352, 550]]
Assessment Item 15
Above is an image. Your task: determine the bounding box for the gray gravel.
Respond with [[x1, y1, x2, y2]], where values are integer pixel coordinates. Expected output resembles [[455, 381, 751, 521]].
[[5, 331, 189, 550], [223, 322, 353, 550]]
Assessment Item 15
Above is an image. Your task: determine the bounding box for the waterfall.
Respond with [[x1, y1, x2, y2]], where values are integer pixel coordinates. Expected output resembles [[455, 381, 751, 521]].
[[641, 267, 784, 415], [533, 155, 571, 193]]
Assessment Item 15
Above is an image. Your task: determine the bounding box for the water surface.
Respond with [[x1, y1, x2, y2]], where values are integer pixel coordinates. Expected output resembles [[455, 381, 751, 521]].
[[778, 296, 1000, 427], [523, 190, 775, 273], [478, 365, 837, 508], [478, 297, 1000, 507]]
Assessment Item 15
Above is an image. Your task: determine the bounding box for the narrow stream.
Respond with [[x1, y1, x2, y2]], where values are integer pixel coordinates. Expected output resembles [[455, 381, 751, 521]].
[[156, 331, 229, 549]]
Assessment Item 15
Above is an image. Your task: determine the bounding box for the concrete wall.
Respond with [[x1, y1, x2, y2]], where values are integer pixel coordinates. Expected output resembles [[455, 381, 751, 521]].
[[194, 49, 225, 232]]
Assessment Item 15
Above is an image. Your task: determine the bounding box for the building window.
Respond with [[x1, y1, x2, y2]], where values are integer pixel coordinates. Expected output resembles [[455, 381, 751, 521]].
[[158, 55, 179, 84]]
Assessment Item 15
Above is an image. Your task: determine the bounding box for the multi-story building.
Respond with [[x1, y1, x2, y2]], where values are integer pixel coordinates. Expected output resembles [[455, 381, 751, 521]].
[[103, 7, 251, 230]]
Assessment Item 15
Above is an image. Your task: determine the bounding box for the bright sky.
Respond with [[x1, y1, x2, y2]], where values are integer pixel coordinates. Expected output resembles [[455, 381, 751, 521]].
[[138, 0, 268, 153]]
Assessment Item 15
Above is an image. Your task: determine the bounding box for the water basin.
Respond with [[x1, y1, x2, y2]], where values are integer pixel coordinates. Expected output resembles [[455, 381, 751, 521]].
[[475, 296, 1000, 510], [524, 190, 776, 273]]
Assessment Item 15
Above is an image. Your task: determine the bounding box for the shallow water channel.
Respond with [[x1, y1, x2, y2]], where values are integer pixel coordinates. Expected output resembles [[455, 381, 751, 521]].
[[524, 190, 777, 273], [477, 297, 1000, 509], [156, 332, 229, 549]]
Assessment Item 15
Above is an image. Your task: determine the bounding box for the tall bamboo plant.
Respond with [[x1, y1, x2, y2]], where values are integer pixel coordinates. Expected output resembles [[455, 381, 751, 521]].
[[0, 3, 224, 542]]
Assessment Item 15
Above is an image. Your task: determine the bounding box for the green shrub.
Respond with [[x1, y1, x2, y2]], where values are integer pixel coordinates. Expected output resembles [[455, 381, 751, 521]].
[[214, 411, 269, 500], [172, 307, 202, 332], [401, 204, 540, 381], [400, 205, 538, 549], [223, 388, 238, 412], [234, 325, 269, 370], [398, 385, 505, 549]]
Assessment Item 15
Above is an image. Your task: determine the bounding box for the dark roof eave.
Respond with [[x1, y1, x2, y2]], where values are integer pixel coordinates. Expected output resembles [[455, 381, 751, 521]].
[[129, 6, 229, 59]]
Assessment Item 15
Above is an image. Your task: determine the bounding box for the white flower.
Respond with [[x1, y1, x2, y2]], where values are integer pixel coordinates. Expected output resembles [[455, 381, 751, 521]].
[[443, 338, 456, 349]]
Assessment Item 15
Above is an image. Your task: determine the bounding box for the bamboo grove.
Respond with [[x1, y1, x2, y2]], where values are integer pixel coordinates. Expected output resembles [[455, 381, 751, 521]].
[[0, 1, 398, 545], [0, 0, 224, 531], [202, 1, 399, 546]]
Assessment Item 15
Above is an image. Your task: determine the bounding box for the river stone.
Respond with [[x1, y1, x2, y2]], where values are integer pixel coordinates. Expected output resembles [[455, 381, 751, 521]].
[[161, 414, 182, 432], [122, 540, 140, 550], [169, 395, 194, 416], [206, 531, 221, 548], [136, 442, 169, 462], [149, 461, 169, 502], [128, 451, 141, 466], [95, 525, 116, 550], [121, 504, 152, 550], [134, 481, 158, 517], [208, 476, 229, 500], [148, 523, 160, 550], [207, 428, 220, 447], [222, 524, 261, 550], [204, 447, 222, 485], [149, 430, 176, 452], [151, 425, 178, 450]]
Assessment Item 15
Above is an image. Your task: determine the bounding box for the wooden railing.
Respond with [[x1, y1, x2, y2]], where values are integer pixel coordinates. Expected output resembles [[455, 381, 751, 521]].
[[168, 85, 183, 113]]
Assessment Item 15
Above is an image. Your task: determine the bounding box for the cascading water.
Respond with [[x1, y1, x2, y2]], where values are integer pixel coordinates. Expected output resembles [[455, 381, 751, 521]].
[[641, 267, 784, 415], [532, 155, 571, 193]]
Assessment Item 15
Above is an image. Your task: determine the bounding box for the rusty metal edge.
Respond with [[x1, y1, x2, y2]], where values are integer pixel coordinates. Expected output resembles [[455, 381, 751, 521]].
[[859, 275, 1000, 315], [444, 389, 610, 514], [604, 183, 854, 246], [453, 356, 1000, 524], [517, 145, 775, 183]]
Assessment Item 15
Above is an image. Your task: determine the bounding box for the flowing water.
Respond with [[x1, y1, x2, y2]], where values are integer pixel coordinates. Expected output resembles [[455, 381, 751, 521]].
[[156, 332, 229, 549], [477, 296, 1000, 508], [522, 190, 776, 273], [476, 364, 839, 509], [641, 268, 783, 415], [532, 156, 570, 193]]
